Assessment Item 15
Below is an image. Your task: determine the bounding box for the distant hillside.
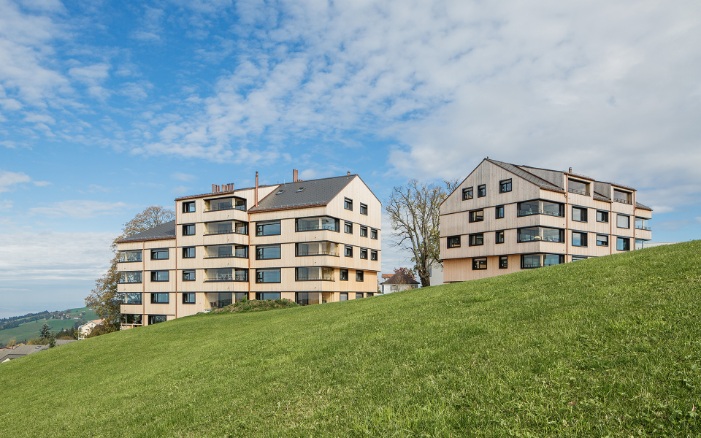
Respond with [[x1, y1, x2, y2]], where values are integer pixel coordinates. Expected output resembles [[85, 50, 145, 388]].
[[0, 307, 97, 346], [0, 242, 699, 436]]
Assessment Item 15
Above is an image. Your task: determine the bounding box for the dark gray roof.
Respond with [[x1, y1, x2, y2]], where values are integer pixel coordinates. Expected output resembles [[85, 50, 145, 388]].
[[117, 220, 176, 243], [381, 271, 420, 285], [249, 175, 356, 212]]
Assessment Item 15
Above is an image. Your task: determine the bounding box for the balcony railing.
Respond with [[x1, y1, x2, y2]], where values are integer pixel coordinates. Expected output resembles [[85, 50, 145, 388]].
[[206, 274, 248, 282], [568, 188, 589, 195], [614, 197, 632, 204], [635, 225, 652, 231], [518, 209, 563, 217]]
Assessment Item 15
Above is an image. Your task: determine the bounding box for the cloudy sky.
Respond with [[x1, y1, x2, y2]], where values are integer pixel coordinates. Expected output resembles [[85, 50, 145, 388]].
[[1, 0, 700, 318]]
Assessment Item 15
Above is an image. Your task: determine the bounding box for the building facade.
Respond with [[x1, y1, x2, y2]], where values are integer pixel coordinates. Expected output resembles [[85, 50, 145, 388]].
[[117, 171, 381, 328], [440, 159, 652, 283]]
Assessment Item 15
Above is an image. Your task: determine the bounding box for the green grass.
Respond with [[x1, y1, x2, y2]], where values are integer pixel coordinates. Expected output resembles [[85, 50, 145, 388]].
[[0, 307, 97, 346], [1, 242, 700, 436]]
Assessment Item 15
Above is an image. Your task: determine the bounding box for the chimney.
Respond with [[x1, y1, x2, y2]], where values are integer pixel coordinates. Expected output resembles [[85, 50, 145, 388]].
[[569, 167, 573, 173], [347, 171, 351, 176], [255, 171, 259, 207], [293, 169, 299, 183]]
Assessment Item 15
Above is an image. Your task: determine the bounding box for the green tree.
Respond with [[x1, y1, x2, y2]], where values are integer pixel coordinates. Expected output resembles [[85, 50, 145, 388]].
[[40, 323, 51, 340], [85, 206, 175, 333], [386, 180, 457, 287]]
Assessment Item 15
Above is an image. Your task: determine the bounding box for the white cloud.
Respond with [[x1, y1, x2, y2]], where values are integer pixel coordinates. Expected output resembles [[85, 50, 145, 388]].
[[69, 63, 111, 99], [0, 170, 31, 192], [29, 200, 128, 218], [172, 172, 196, 182]]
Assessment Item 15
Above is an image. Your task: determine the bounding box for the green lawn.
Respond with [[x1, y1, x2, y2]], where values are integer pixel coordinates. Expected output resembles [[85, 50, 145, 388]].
[[1, 242, 700, 436], [0, 307, 97, 345]]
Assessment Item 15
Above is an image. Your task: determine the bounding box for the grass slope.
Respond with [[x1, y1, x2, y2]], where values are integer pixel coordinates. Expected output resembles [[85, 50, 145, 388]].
[[1, 242, 700, 436], [0, 307, 97, 346]]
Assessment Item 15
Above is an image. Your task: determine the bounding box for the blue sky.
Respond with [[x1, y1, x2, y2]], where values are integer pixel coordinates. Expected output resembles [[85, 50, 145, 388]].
[[1, 0, 700, 318]]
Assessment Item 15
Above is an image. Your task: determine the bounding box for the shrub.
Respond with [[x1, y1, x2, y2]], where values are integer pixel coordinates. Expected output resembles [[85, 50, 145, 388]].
[[212, 299, 298, 314]]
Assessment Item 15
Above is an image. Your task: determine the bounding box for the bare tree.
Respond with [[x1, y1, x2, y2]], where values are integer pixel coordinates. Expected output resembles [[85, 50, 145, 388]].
[[85, 206, 175, 333], [386, 180, 457, 287]]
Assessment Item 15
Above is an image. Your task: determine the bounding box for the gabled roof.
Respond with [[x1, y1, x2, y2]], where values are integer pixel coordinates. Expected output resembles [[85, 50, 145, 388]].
[[381, 271, 420, 285], [488, 159, 564, 192], [249, 175, 356, 213], [117, 220, 176, 243]]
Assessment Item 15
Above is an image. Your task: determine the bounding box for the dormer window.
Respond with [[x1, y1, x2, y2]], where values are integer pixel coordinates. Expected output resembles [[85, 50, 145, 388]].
[[568, 179, 590, 196], [613, 189, 632, 204]]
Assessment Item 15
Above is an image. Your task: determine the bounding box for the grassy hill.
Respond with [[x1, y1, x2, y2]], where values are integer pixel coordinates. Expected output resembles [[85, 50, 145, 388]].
[[0, 307, 97, 346], [1, 242, 700, 436]]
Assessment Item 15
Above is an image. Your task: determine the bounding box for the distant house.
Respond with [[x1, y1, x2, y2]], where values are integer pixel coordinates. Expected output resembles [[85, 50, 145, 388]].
[[0, 344, 49, 363], [380, 271, 420, 294], [78, 319, 103, 340]]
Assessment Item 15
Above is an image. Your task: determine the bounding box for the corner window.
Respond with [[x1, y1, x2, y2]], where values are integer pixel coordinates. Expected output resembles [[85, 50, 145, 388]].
[[183, 270, 196, 281], [296, 216, 339, 232], [499, 179, 512, 193], [462, 187, 473, 201], [182, 293, 196, 304], [256, 221, 281, 236], [477, 184, 486, 198], [150, 271, 169, 282], [151, 293, 169, 304], [596, 210, 609, 223], [596, 235, 609, 247], [344, 198, 353, 210], [495, 205, 504, 219], [360, 203, 368, 215], [182, 224, 195, 236], [469, 233, 484, 246], [119, 272, 142, 284], [447, 236, 461, 248], [340, 269, 348, 281], [521, 254, 564, 269], [182, 247, 196, 258], [616, 237, 630, 251], [469, 209, 484, 223], [151, 249, 169, 260], [572, 206, 588, 222], [517, 227, 564, 243], [356, 271, 364, 282], [617, 214, 630, 229], [472, 258, 487, 270], [118, 293, 142, 305], [495, 230, 505, 244], [499, 256, 508, 269], [518, 200, 564, 217], [572, 231, 588, 247], [182, 201, 196, 213]]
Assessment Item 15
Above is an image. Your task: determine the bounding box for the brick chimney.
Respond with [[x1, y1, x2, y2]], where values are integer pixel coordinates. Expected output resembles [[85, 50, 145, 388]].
[[293, 169, 299, 182]]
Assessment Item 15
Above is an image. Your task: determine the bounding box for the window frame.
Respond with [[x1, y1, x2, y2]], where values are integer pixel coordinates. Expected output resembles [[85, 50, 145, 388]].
[[472, 258, 487, 270], [495, 205, 505, 219], [495, 230, 505, 244], [182, 224, 196, 236], [447, 235, 461, 248], [151, 248, 169, 260], [572, 231, 588, 247], [469, 209, 484, 223], [499, 256, 508, 269], [182, 246, 196, 258], [596, 234, 609, 247], [256, 220, 281, 236], [344, 246, 353, 257], [256, 268, 281, 283], [182, 270, 196, 281], [182, 292, 196, 304], [360, 203, 368, 215], [462, 187, 473, 201], [499, 179, 512, 193], [344, 197, 353, 211], [256, 244, 281, 260], [356, 271, 364, 282], [370, 229, 378, 240], [477, 184, 487, 198], [617, 214, 630, 229], [572, 206, 588, 223], [151, 292, 169, 304], [150, 270, 169, 282], [469, 233, 484, 246], [182, 201, 196, 213], [596, 210, 609, 223]]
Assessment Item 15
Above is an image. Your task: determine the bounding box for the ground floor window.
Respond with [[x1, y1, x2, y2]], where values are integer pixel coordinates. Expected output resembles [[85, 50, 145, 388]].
[[256, 292, 281, 300], [472, 258, 487, 270], [617, 237, 630, 251], [499, 256, 508, 269], [210, 292, 232, 308], [121, 314, 143, 325], [340, 292, 348, 301], [182, 293, 196, 304], [356, 292, 364, 299], [234, 292, 248, 302], [148, 315, 167, 325], [521, 253, 564, 269], [296, 292, 321, 305]]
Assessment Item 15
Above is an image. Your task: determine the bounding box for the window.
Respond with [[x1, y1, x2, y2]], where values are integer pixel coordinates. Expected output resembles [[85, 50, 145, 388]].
[[360, 248, 368, 259], [121, 314, 142, 325], [469, 233, 484, 246], [568, 179, 590, 195], [296, 292, 321, 306], [148, 315, 167, 325], [182, 247, 196, 258], [256, 292, 281, 300], [469, 209, 484, 223], [517, 227, 564, 243], [296, 216, 339, 232], [635, 217, 650, 230], [596, 210, 609, 223], [151, 293, 169, 304], [182, 293, 196, 304], [572, 256, 588, 262], [356, 292, 364, 299], [499, 256, 508, 269], [344, 221, 353, 234], [118, 250, 142, 263], [256, 221, 281, 236], [345, 246, 353, 257], [572, 206, 588, 222], [447, 236, 461, 248], [151, 249, 169, 260], [204, 244, 247, 259], [572, 231, 588, 247], [182, 224, 195, 236], [596, 235, 609, 247], [234, 292, 248, 303], [340, 269, 348, 281], [182, 201, 195, 213], [296, 267, 334, 281], [340, 292, 348, 301], [371, 229, 378, 239], [462, 187, 473, 200], [296, 241, 339, 256], [360, 226, 368, 237], [118, 293, 142, 305], [256, 245, 281, 260], [206, 220, 247, 235], [151, 271, 169, 282], [477, 184, 486, 197], [256, 269, 281, 283], [495, 205, 504, 219], [472, 258, 487, 270], [210, 292, 232, 308], [367, 293, 374, 297], [183, 270, 196, 281], [617, 214, 630, 229], [499, 179, 512, 193], [356, 271, 364, 282], [360, 203, 368, 215], [613, 189, 632, 204], [119, 271, 142, 284], [207, 197, 246, 212], [518, 200, 564, 217], [495, 230, 505, 244], [206, 268, 247, 282], [616, 237, 630, 251], [370, 250, 378, 261], [521, 254, 564, 269], [344, 198, 353, 210]]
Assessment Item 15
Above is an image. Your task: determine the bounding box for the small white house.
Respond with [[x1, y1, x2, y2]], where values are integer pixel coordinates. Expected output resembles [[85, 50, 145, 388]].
[[78, 319, 103, 340], [380, 271, 420, 294]]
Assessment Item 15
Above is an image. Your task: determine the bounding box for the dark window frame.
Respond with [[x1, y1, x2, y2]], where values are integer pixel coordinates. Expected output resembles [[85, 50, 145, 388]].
[[477, 184, 486, 198], [499, 179, 512, 193], [151, 292, 169, 304], [495, 205, 505, 219], [182, 246, 196, 258], [447, 236, 461, 248], [182, 201, 196, 213], [472, 258, 487, 270], [360, 203, 368, 215], [462, 187, 473, 201], [182, 293, 196, 304], [469, 209, 484, 223], [151, 248, 169, 260], [183, 270, 196, 281], [469, 233, 484, 246]]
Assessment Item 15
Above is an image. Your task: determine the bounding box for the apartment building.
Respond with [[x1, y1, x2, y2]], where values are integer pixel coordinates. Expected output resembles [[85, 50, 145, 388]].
[[117, 171, 381, 328], [440, 158, 652, 282]]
